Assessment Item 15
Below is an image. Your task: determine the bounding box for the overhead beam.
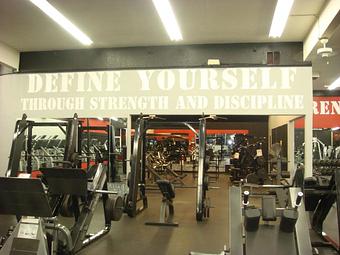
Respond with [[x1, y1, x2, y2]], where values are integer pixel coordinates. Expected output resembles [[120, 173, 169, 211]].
[[303, 0, 340, 61], [20, 43, 304, 73], [0, 42, 19, 70]]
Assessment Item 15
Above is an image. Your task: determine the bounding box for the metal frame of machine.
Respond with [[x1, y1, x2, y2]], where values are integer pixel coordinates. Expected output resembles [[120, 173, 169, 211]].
[[196, 116, 210, 221], [1, 114, 123, 255], [191, 184, 314, 255], [125, 114, 214, 221], [124, 114, 147, 217], [228, 186, 313, 255], [6, 114, 126, 182], [305, 168, 340, 252], [6, 114, 68, 177]]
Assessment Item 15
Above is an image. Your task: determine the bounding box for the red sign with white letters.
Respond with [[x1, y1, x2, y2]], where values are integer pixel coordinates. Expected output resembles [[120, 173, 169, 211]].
[[295, 96, 340, 128]]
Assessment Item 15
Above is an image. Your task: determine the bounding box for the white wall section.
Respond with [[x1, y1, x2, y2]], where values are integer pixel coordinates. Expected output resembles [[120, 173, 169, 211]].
[[0, 66, 313, 176], [0, 41, 19, 70]]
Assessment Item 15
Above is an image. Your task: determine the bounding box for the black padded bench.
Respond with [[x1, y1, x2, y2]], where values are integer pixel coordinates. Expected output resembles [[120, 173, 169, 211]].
[[145, 180, 178, 227]]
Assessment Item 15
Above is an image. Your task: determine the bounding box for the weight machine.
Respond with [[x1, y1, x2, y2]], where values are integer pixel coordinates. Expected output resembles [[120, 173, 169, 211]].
[[124, 114, 150, 217], [196, 114, 227, 221], [230, 136, 266, 185], [191, 184, 313, 255], [6, 114, 125, 183], [6, 114, 68, 177], [125, 114, 190, 217], [1, 114, 123, 254], [145, 180, 179, 227], [126, 113, 219, 221], [304, 168, 340, 253], [196, 116, 210, 221], [80, 118, 127, 182]]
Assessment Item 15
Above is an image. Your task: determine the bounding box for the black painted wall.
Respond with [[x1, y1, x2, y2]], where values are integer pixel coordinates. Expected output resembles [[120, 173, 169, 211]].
[[313, 90, 340, 96], [19, 42, 305, 73]]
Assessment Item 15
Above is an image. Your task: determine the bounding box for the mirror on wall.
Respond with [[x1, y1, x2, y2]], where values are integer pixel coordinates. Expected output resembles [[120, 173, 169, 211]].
[[6, 116, 127, 183], [129, 114, 305, 186], [293, 116, 305, 168]]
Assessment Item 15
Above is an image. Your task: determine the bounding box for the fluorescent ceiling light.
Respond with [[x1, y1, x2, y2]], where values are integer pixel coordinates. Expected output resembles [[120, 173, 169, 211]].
[[152, 0, 183, 41], [269, 0, 294, 38], [331, 127, 340, 131], [30, 0, 93, 45], [328, 76, 340, 90]]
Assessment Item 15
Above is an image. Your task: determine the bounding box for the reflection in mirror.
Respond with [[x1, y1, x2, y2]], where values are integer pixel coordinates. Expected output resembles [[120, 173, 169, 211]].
[[268, 115, 305, 184], [294, 116, 305, 167], [130, 114, 270, 186], [6, 116, 127, 184]]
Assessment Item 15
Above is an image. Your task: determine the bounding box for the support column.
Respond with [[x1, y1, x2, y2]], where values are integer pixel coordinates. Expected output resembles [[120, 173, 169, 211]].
[[126, 115, 132, 176], [287, 120, 295, 173], [304, 113, 313, 177]]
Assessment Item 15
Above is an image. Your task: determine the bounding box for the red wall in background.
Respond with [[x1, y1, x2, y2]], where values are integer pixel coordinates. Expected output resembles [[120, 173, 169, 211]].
[[80, 118, 109, 127], [295, 96, 340, 129], [147, 129, 249, 141], [80, 118, 109, 134]]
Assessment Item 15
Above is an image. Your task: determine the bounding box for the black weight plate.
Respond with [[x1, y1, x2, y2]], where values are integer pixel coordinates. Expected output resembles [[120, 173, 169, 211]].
[[112, 196, 123, 221], [105, 196, 124, 221]]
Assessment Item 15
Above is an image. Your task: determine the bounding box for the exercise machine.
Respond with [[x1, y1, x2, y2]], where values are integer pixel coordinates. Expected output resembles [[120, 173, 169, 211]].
[[145, 149, 186, 185], [145, 180, 179, 227], [1, 114, 123, 254], [124, 114, 150, 217], [304, 168, 340, 252], [191, 183, 313, 255], [6, 114, 68, 177], [230, 136, 266, 185], [6, 114, 126, 182], [0, 177, 52, 255], [0, 166, 122, 255], [80, 117, 127, 182], [230, 187, 312, 255], [124, 114, 191, 217], [196, 114, 229, 221], [238, 185, 312, 255], [196, 115, 210, 221]]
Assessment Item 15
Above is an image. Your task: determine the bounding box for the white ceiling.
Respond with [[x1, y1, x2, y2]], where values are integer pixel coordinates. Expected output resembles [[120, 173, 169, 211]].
[[0, 0, 339, 91], [310, 24, 340, 90], [0, 0, 326, 51]]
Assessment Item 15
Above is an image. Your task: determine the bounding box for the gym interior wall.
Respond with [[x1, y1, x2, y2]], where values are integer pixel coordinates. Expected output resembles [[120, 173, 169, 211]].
[[0, 66, 313, 176]]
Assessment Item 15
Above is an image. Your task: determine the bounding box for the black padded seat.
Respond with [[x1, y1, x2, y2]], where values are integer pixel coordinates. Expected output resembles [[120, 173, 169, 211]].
[[244, 208, 261, 231], [304, 177, 318, 187], [156, 180, 175, 200]]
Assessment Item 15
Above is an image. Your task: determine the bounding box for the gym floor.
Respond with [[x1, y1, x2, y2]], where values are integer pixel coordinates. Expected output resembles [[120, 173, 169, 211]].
[[79, 174, 229, 255], [0, 174, 338, 254]]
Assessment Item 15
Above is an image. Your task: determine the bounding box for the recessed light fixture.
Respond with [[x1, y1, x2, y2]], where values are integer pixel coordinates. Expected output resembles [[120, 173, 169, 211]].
[[152, 0, 183, 41], [269, 0, 295, 38], [328, 76, 340, 90], [30, 0, 93, 45]]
